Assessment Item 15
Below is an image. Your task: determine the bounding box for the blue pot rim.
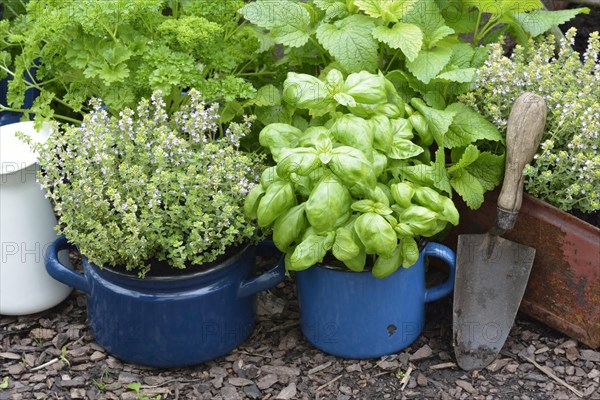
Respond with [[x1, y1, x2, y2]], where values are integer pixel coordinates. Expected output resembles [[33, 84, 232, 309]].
[[84, 242, 252, 284]]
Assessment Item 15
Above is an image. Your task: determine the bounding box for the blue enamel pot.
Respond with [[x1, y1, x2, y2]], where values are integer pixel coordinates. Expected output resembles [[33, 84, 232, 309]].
[[45, 236, 285, 368], [295, 242, 456, 359]]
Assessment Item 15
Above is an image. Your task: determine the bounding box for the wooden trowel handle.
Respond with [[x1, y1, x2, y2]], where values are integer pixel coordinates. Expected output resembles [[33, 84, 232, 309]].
[[497, 92, 546, 230]]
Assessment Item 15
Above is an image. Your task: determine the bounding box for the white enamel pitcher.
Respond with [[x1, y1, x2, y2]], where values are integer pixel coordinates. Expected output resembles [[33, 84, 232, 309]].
[[0, 121, 71, 315]]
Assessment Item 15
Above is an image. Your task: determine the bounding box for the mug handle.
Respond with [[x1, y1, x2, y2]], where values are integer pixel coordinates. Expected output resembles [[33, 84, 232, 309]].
[[238, 240, 286, 298], [423, 242, 456, 303], [45, 236, 90, 294]]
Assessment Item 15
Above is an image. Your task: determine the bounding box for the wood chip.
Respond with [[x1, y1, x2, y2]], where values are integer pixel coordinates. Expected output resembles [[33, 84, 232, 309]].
[[485, 358, 511, 372], [276, 383, 297, 400], [410, 345, 433, 361], [317, 374, 343, 391], [261, 365, 301, 376], [308, 361, 332, 375], [400, 364, 414, 391], [0, 352, 21, 360], [430, 362, 456, 370], [456, 379, 477, 394], [520, 354, 584, 398]]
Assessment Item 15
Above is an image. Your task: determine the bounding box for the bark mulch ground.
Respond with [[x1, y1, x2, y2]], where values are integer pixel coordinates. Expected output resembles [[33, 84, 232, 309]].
[[1, 272, 599, 400]]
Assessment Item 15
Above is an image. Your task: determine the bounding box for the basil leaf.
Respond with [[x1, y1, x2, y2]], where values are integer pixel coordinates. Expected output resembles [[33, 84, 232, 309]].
[[372, 244, 403, 278], [273, 203, 308, 252], [283, 72, 332, 110], [260, 166, 280, 189], [329, 114, 374, 159], [288, 232, 335, 271], [276, 147, 321, 178], [259, 123, 303, 161], [306, 175, 352, 234], [354, 213, 397, 256], [332, 226, 362, 269], [244, 184, 265, 219], [342, 70, 388, 104], [257, 181, 296, 227], [370, 115, 393, 152], [400, 236, 419, 268], [330, 146, 377, 188], [391, 182, 415, 208], [388, 137, 424, 160]]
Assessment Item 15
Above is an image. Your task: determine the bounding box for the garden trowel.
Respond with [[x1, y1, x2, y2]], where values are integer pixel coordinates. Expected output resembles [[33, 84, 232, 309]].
[[453, 92, 547, 371]]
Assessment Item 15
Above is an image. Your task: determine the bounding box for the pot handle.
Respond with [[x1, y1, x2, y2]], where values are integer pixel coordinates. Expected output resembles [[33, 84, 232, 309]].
[[238, 240, 286, 298], [423, 242, 456, 303], [45, 236, 90, 294]]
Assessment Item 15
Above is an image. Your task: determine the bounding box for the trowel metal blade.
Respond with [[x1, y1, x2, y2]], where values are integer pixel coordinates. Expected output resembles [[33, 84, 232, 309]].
[[453, 233, 536, 371]]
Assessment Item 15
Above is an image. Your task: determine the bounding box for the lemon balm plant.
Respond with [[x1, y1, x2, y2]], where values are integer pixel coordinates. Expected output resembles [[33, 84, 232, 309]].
[[34, 89, 264, 276]]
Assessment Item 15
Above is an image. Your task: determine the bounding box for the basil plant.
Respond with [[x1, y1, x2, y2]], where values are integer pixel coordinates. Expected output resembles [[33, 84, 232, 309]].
[[245, 69, 459, 278]]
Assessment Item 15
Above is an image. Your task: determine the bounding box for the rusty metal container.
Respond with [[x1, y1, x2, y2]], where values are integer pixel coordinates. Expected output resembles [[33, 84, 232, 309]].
[[445, 190, 600, 349]]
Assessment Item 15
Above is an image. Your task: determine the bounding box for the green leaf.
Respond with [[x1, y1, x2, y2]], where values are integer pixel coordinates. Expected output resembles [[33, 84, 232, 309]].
[[445, 103, 504, 148], [288, 233, 335, 271], [400, 236, 419, 268], [465, 152, 505, 191], [273, 203, 307, 252], [450, 168, 485, 210], [329, 114, 374, 159], [314, 0, 349, 20], [244, 184, 266, 219], [433, 147, 452, 195], [102, 44, 132, 66], [239, 0, 312, 47], [253, 85, 281, 107], [410, 98, 455, 146], [447, 145, 480, 174], [354, 0, 419, 23], [406, 47, 452, 84], [447, 147, 505, 209], [372, 244, 403, 278], [276, 148, 321, 178], [391, 182, 415, 208], [283, 72, 331, 110], [436, 68, 476, 83], [316, 15, 379, 73], [259, 123, 303, 161], [512, 8, 590, 37], [466, 0, 544, 14], [257, 181, 297, 227], [98, 63, 129, 84], [342, 70, 389, 104], [403, 0, 445, 37], [330, 146, 377, 188], [372, 23, 423, 62], [332, 226, 362, 269], [306, 176, 352, 234], [428, 25, 455, 48], [0, 377, 9, 390], [354, 213, 397, 256], [387, 138, 424, 160], [450, 43, 476, 68]]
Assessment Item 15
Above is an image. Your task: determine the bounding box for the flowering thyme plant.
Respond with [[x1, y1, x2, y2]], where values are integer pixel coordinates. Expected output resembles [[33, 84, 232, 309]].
[[460, 29, 600, 214], [34, 89, 264, 276]]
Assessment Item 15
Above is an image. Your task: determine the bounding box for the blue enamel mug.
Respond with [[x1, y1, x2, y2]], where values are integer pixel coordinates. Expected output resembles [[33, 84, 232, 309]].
[[45, 236, 285, 368], [295, 242, 456, 359]]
